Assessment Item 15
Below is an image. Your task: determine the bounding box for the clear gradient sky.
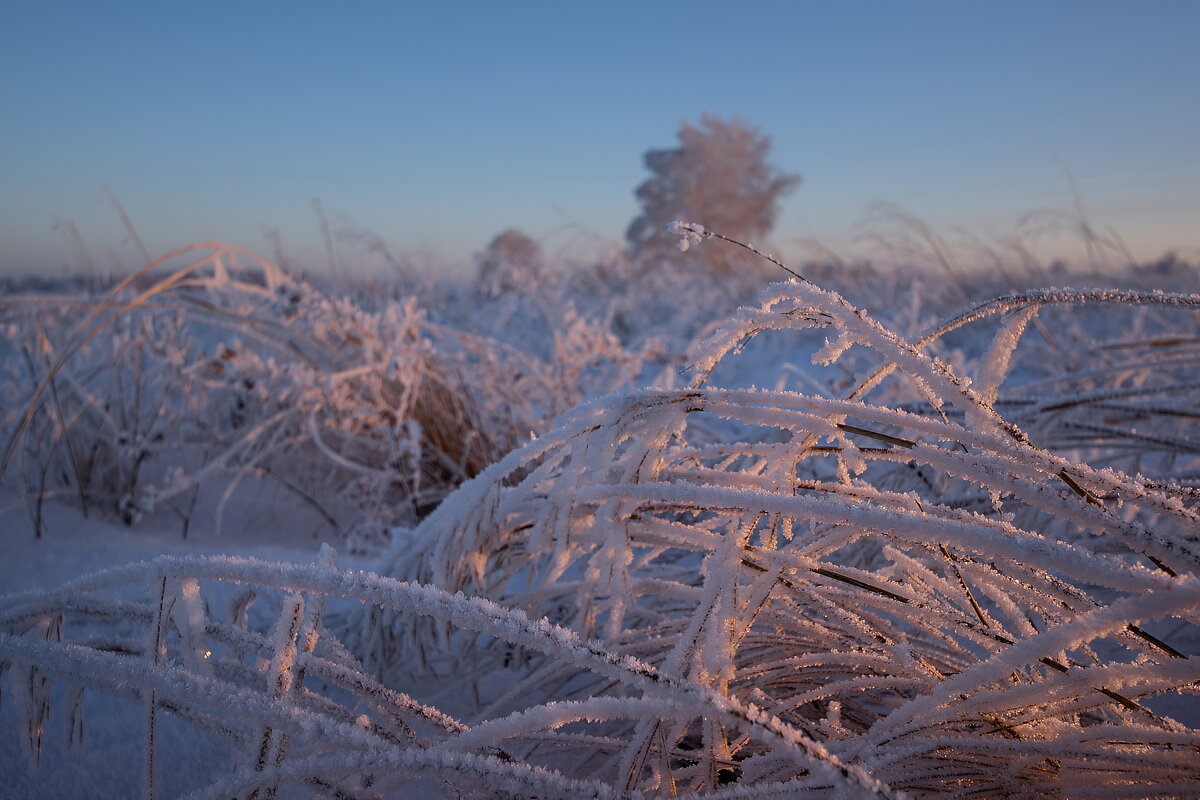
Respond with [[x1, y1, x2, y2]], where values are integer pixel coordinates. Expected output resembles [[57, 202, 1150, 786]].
[[2, 1, 1198, 276]]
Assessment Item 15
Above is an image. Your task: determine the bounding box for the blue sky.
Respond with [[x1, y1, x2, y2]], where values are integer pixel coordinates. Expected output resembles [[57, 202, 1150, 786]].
[[2, 1, 1198, 276]]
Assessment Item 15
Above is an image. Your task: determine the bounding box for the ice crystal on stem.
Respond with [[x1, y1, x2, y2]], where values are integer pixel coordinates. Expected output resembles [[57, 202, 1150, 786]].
[[669, 220, 709, 252]]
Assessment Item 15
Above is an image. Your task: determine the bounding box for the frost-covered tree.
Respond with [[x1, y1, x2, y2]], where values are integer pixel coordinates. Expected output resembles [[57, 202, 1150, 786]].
[[478, 228, 542, 295], [626, 113, 800, 270]]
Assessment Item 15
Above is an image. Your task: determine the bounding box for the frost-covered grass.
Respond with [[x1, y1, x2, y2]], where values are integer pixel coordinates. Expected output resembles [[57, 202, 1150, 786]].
[[2, 228, 1199, 798], [0, 243, 650, 541]]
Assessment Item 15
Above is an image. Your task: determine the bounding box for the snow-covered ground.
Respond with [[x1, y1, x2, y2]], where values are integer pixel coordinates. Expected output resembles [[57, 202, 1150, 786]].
[[0, 480, 364, 798]]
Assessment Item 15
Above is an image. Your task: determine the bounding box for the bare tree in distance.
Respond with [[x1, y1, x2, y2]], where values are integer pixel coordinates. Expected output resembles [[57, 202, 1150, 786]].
[[626, 113, 800, 273]]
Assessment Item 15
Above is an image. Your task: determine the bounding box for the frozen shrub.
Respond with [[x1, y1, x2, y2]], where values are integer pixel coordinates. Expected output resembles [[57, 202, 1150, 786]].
[[477, 228, 543, 297]]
